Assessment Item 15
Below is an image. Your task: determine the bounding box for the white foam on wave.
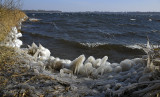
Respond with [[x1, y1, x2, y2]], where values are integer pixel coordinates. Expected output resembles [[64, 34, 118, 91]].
[[29, 18, 42, 22], [127, 44, 143, 49], [80, 42, 107, 48], [130, 18, 136, 21], [149, 19, 152, 21]]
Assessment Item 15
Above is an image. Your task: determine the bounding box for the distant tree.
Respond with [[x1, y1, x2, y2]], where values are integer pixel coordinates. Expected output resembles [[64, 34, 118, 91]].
[[0, 0, 22, 9]]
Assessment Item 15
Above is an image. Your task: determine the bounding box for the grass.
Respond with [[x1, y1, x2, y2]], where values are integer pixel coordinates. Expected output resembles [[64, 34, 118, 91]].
[[0, 6, 27, 91], [0, 7, 26, 42], [0, 46, 18, 68], [0, 6, 26, 65]]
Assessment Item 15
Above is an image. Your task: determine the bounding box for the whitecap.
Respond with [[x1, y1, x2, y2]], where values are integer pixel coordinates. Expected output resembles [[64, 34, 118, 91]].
[[80, 42, 107, 48], [29, 18, 42, 22], [130, 19, 136, 21]]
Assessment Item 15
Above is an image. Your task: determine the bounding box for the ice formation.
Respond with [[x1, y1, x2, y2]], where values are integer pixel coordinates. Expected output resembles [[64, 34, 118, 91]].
[[25, 42, 151, 80], [70, 55, 86, 74], [24, 44, 159, 97], [27, 43, 51, 60], [1, 26, 23, 48]]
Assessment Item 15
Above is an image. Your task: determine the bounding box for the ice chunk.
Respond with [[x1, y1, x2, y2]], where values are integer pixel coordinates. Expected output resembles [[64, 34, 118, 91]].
[[12, 27, 18, 34], [14, 39, 23, 48], [132, 58, 145, 65], [120, 59, 134, 71], [100, 56, 108, 66], [96, 65, 113, 75], [114, 66, 122, 73], [38, 44, 51, 60], [70, 55, 86, 74], [15, 33, 22, 38], [93, 58, 101, 68], [84, 62, 94, 76], [85, 56, 95, 64], [111, 63, 120, 68]]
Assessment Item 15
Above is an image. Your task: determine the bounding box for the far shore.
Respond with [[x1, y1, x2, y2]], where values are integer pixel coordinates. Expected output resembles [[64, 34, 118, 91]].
[[23, 10, 160, 14]]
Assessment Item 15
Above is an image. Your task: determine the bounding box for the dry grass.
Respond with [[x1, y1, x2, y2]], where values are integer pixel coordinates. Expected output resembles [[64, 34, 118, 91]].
[[0, 7, 26, 42], [0, 46, 18, 68], [0, 6, 26, 64], [0, 46, 19, 90], [0, 7, 27, 90]]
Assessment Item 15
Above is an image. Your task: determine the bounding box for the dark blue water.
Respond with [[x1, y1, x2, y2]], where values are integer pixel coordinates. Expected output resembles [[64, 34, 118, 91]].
[[21, 12, 160, 62]]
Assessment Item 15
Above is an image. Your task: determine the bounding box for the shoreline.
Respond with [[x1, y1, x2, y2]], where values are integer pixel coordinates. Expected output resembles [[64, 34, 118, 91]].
[[0, 11, 160, 97]]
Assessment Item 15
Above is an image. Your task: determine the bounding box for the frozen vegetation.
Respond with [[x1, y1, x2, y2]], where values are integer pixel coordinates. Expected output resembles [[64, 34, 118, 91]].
[[1, 16, 160, 97]]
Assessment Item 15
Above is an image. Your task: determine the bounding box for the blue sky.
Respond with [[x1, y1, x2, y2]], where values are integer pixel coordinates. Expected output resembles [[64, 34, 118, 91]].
[[22, 0, 160, 12]]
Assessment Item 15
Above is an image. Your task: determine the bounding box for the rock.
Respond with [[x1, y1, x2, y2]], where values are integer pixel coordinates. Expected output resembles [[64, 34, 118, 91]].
[[114, 66, 122, 73], [120, 59, 134, 71]]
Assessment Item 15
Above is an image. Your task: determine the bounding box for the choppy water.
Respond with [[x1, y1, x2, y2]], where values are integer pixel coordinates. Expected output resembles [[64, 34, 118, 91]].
[[21, 12, 160, 62]]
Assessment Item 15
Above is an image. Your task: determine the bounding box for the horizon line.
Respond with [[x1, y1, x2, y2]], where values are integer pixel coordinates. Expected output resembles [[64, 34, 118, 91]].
[[22, 9, 160, 13]]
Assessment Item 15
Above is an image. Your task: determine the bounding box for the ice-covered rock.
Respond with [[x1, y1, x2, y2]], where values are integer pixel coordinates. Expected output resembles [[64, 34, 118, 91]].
[[60, 68, 73, 77], [111, 63, 120, 68], [120, 59, 135, 71], [132, 58, 145, 65], [114, 66, 122, 73]]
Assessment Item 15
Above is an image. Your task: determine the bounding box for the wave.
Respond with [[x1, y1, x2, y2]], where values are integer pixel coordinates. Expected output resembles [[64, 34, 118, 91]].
[[118, 23, 150, 28], [57, 39, 144, 53], [99, 31, 147, 39], [80, 42, 141, 50], [27, 32, 52, 39], [127, 44, 143, 49], [80, 42, 107, 48]]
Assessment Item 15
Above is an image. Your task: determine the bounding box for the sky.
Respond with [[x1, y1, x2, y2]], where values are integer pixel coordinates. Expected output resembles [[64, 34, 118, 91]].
[[22, 0, 160, 12]]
